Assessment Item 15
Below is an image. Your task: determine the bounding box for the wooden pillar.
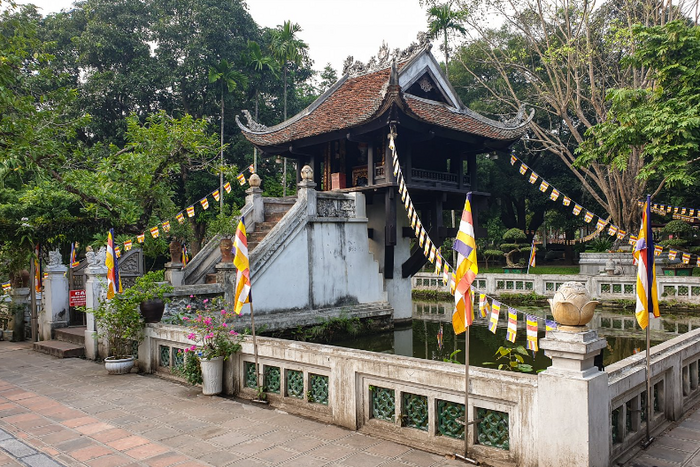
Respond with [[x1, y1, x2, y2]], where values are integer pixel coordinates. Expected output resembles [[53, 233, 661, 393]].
[[385, 189, 396, 279], [367, 144, 374, 186], [384, 142, 394, 184]]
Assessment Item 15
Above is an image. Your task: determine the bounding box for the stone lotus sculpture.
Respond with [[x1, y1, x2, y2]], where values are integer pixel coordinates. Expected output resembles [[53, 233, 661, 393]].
[[548, 281, 599, 329]]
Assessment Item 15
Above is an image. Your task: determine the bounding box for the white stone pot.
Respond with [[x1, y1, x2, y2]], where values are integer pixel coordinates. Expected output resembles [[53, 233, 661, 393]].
[[104, 356, 134, 375], [200, 356, 224, 395]]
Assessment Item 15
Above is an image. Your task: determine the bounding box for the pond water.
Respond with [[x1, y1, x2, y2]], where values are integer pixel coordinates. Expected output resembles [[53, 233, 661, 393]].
[[332, 300, 700, 371]]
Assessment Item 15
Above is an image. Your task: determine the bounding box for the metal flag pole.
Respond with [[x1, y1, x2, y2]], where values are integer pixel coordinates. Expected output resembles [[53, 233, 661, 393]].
[[641, 194, 655, 448], [642, 319, 653, 447], [249, 298, 264, 402], [455, 304, 478, 465]]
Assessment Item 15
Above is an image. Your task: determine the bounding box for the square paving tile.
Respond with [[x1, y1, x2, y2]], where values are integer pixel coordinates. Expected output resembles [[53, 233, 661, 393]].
[[143, 453, 191, 467], [308, 444, 356, 461], [643, 445, 692, 464], [85, 454, 132, 467], [208, 432, 252, 448], [196, 450, 244, 466], [229, 439, 276, 456], [363, 441, 412, 459], [123, 443, 171, 460], [337, 452, 386, 467], [397, 449, 446, 467], [70, 445, 115, 462], [254, 447, 298, 464], [280, 436, 326, 453]]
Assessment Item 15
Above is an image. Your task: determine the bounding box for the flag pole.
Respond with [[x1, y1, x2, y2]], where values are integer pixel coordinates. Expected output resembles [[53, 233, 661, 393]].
[[464, 326, 470, 457], [642, 320, 653, 447], [641, 194, 655, 448], [249, 300, 263, 402]]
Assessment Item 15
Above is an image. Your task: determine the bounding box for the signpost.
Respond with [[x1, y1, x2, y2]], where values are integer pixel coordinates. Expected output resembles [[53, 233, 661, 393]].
[[69, 290, 86, 308]]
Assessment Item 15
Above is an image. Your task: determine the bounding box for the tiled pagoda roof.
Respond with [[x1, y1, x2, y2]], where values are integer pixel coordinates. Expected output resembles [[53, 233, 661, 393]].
[[237, 49, 531, 149]]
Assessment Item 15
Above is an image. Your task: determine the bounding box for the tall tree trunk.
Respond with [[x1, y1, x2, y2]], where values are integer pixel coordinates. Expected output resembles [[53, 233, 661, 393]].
[[283, 66, 288, 197], [220, 86, 224, 210]]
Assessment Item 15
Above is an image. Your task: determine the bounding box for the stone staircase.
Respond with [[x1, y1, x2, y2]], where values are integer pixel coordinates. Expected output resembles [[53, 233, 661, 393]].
[[33, 326, 86, 358], [248, 198, 296, 252]]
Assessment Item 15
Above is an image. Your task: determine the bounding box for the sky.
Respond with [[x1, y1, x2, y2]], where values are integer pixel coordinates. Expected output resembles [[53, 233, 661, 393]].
[[17, 0, 434, 73]]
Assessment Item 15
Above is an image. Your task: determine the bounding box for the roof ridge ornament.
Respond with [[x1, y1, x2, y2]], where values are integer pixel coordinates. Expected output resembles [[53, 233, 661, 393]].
[[342, 32, 432, 78], [241, 109, 268, 132]]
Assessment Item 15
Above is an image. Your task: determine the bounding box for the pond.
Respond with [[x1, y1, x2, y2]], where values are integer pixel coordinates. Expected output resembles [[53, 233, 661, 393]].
[[332, 300, 700, 372]]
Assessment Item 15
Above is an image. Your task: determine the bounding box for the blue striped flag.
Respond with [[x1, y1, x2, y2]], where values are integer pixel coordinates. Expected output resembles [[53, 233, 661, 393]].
[[452, 193, 479, 334], [634, 196, 660, 329]]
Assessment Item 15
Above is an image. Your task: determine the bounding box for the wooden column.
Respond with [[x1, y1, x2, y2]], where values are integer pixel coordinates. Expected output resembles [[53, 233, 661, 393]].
[[384, 142, 394, 184], [367, 144, 374, 186], [384, 189, 396, 279]]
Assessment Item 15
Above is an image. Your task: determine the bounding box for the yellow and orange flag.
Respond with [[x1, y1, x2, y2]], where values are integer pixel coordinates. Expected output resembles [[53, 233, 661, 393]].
[[233, 218, 251, 314], [106, 229, 123, 299], [633, 196, 659, 328], [451, 192, 478, 334]]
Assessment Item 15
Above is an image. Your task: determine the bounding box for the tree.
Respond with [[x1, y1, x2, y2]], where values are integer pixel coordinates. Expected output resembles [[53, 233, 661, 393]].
[[209, 59, 246, 209], [318, 63, 338, 94], [426, 1, 467, 79], [244, 40, 278, 171], [453, 0, 697, 232], [270, 20, 309, 196], [578, 21, 700, 187]]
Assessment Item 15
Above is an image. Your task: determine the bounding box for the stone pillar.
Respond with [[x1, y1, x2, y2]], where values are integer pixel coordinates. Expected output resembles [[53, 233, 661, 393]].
[[246, 174, 264, 226], [216, 263, 237, 308], [537, 282, 609, 467], [84, 248, 107, 360], [7, 288, 29, 341], [164, 262, 184, 286], [40, 251, 69, 340], [298, 165, 317, 217]]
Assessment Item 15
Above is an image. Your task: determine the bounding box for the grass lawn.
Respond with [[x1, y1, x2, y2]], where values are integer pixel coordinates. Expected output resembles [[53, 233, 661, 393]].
[[478, 265, 580, 275]]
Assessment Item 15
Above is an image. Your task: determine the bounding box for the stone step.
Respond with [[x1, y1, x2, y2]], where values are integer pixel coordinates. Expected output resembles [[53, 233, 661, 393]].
[[33, 340, 84, 358], [55, 326, 86, 345], [264, 211, 287, 223], [248, 231, 268, 242]]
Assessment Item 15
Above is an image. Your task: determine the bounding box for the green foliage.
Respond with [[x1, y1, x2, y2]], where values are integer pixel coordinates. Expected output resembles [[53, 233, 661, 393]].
[[484, 345, 534, 373], [182, 297, 242, 360], [173, 351, 203, 386], [588, 237, 613, 252], [502, 228, 527, 242], [443, 349, 462, 364], [289, 313, 363, 343], [661, 220, 693, 238], [204, 204, 240, 240]]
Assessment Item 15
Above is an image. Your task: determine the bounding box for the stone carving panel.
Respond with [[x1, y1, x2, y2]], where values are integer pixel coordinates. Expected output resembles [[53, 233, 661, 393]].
[[317, 198, 356, 218]]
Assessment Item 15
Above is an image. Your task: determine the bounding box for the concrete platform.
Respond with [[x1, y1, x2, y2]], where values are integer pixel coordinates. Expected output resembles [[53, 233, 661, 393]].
[[53, 327, 86, 346]]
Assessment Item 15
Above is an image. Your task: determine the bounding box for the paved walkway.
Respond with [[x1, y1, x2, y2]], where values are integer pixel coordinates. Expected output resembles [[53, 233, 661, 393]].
[[622, 403, 700, 467], [0, 341, 466, 467]]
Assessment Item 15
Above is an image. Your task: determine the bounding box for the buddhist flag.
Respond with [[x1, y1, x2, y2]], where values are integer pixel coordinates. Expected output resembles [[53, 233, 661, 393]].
[[2, 282, 10, 293], [150, 226, 160, 238], [528, 240, 536, 269], [200, 197, 209, 210], [162, 221, 170, 233], [212, 190, 220, 202], [182, 244, 189, 266], [224, 181, 232, 193], [176, 213, 185, 224], [682, 208, 687, 215], [442, 264, 450, 286], [237, 173, 246, 186], [669, 250, 678, 261], [115, 246, 121, 258], [617, 229, 626, 240], [506, 308, 518, 342], [629, 235, 638, 246], [435, 255, 442, 275], [248, 164, 255, 173], [697, 257, 700, 267], [633, 196, 660, 329], [691, 209, 695, 217], [528, 172, 538, 184], [423, 238, 431, 258], [539, 180, 549, 192], [452, 192, 479, 334], [510, 154, 517, 165], [654, 245, 663, 256], [666, 205, 672, 213], [545, 319, 558, 331], [411, 211, 417, 229], [415, 222, 422, 239], [233, 218, 251, 314], [562, 196, 571, 207], [106, 229, 122, 299], [437, 324, 444, 350], [34, 245, 41, 293], [488, 300, 501, 333], [124, 240, 132, 251], [608, 225, 618, 237], [429, 246, 436, 264], [550, 189, 560, 201], [519, 163, 528, 175], [573, 204, 582, 216], [479, 294, 490, 318], [596, 218, 607, 231], [674, 206, 679, 214], [526, 315, 538, 352], [393, 157, 400, 176], [70, 242, 80, 268], [186, 205, 195, 218], [682, 253, 691, 264], [419, 228, 426, 248], [137, 233, 145, 243]]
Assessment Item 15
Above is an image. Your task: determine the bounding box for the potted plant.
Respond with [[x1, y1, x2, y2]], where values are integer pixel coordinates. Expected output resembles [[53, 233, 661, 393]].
[[500, 228, 530, 273], [133, 271, 173, 323], [205, 205, 240, 263], [183, 296, 242, 395]]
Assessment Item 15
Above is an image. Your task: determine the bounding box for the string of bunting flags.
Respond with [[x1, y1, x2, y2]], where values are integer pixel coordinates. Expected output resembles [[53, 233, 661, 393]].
[[509, 152, 700, 267], [105, 164, 255, 260], [389, 133, 557, 352], [1, 164, 256, 295]]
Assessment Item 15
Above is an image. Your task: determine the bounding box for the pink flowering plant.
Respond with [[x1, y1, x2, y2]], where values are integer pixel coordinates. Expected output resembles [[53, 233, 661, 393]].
[[183, 297, 242, 360]]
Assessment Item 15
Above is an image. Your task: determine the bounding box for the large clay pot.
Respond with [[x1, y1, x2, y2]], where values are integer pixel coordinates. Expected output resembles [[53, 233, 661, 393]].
[[169, 240, 182, 263], [11, 270, 30, 288], [140, 299, 165, 323], [200, 356, 224, 395], [219, 238, 233, 263], [104, 356, 135, 375], [548, 281, 599, 329]]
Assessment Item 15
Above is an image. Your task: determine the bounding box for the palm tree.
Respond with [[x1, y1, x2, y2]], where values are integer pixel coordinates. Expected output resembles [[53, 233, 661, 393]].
[[245, 41, 278, 172], [426, 1, 467, 80], [208, 59, 246, 209], [270, 20, 308, 196]]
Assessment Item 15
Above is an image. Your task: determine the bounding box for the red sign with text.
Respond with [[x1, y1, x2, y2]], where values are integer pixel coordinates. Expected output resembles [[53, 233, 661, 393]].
[[69, 289, 86, 307]]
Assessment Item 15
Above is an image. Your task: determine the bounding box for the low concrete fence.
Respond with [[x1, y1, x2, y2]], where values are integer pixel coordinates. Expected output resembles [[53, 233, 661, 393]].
[[414, 272, 700, 303], [140, 324, 700, 466]]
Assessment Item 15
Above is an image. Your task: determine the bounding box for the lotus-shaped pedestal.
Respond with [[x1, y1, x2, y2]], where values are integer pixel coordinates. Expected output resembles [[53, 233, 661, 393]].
[[548, 281, 599, 329]]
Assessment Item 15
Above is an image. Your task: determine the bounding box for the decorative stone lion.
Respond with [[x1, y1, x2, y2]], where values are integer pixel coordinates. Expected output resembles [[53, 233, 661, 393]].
[[48, 249, 62, 267], [548, 281, 599, 329]]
